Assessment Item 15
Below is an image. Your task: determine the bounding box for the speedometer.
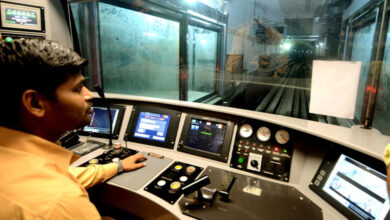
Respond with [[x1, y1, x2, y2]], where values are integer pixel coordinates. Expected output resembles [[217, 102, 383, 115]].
[[256, 127, 271, 142], [239, 124, 253, 138], [275, 130, 290, 145]]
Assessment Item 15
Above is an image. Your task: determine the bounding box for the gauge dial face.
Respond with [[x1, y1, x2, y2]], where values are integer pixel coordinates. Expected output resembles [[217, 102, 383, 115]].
[[256, 127, 271, 142], [275, 130, 290, 145], [239, 124, 253, 138]]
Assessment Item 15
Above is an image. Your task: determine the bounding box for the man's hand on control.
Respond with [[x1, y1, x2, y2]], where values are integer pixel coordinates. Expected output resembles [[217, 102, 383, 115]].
[[122, 153, 147, 171]]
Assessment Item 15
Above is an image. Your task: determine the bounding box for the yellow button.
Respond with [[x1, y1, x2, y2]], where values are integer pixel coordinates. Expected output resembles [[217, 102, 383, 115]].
[[89, 158, 99, 165], [174, 165, 183, 171], [170, 181, 181, 191]]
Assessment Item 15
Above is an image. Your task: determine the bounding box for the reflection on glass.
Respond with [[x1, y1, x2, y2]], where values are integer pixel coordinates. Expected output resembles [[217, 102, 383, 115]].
[[373, 17, 390, 135], [188, 25, 218, 101], [351, 22, 376, 121], [99, 2, 180, 99]]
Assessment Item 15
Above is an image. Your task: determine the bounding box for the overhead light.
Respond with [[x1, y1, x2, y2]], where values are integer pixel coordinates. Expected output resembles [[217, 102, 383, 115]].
[[185, 0, 197, 4], [282, 42, 291, 50]]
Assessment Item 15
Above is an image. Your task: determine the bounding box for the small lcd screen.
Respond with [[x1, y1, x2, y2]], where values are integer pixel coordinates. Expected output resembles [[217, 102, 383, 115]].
[[5, 8, 38, 26], [186, 118, 227, 154], [83, 107, 119, 134], [133, 112, 171, 142], [322, 154, 389, 220]]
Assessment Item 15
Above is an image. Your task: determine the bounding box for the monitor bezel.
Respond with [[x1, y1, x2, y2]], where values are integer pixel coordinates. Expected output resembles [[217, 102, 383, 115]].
[[309, 145, 388, 220], [124, 105, 181, 149], [0, 1, 45, 32], [178, 114, 234, 162], [78, 104, 125, 139]]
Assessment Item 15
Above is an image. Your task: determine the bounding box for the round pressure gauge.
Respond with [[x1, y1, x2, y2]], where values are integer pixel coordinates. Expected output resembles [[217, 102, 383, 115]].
[[239, 124, 253, 138], [275, 130, 290, 145], [256, 127, 271, 142]]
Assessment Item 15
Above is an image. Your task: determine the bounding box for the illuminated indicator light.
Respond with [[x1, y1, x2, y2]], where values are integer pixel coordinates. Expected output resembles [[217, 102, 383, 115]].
[[245, 142, 249, 146], [89, 159, 99, 164], [267, 146, 271, 150], [170, 181, 181, 190], [260, 144, 264, 148], [114, 144, 121, 149], [274, 147, 279, 152], [5, 37, 13, 43], [238, 157, 244, 164], [283, 149, 288, 153], [206, 122, 211, 126], [157, 180, 166, 187], [174, 165, 183, 170], [179, 176, 188, 182], [239, 140, 243, 144], [201, 131, 212, 136]]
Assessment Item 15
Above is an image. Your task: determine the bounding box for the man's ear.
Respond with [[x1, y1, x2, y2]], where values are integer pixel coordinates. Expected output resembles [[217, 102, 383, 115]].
[[21, 90, 46, 118]]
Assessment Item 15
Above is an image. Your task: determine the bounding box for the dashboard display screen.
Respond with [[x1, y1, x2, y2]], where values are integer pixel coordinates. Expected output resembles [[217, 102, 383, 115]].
[[5, 8, 37, 26], [0, 2, 43, 32], [83, 107, 119, 134], [134, 112, 171, 142], [322, 154, 389, 220], [186, 118, 227, 154]]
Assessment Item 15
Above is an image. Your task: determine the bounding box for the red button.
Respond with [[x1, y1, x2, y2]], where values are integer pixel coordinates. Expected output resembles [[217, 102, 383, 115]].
[[274, 147, 279, 152]]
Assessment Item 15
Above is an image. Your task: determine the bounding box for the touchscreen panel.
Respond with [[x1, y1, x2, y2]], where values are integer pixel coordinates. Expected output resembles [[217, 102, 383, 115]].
[[178, 114, 234, 162], [323, 154, 389, 220], [312, 153, 389, 220], [186, 118, 227, 154], [124, 105, 181, 149], [83, 107, 119, 134], [133, 112, 171, 142]]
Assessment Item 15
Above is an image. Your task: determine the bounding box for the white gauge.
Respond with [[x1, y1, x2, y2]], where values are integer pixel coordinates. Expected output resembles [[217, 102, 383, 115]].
[[256, 127, 271, 142], [239, 124, 253, 138], [275, 130, 290, 145]]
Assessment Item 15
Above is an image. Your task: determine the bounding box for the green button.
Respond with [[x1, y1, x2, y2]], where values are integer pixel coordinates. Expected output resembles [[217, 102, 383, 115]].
[[238, 157, 244, 164]]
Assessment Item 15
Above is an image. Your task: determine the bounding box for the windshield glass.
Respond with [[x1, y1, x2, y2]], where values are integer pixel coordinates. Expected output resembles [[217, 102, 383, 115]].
[[69, 0, 390, 136]]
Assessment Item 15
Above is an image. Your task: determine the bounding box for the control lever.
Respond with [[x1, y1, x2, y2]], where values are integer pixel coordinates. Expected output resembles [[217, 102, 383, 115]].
[[182, 175, 215, 201], [181, 175, 216, 209], [218, 176, 236, 201]]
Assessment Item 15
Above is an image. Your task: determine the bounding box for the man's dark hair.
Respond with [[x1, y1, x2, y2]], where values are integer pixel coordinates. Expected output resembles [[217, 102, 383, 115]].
[[0, 38, 87, 127]]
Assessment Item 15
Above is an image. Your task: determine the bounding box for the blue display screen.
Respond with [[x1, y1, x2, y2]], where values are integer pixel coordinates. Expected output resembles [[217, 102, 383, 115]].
[[134, 112, 171, 142]]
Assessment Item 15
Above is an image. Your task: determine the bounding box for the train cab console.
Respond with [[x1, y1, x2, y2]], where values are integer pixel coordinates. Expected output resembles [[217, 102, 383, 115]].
[[70, 94, 390, 220]]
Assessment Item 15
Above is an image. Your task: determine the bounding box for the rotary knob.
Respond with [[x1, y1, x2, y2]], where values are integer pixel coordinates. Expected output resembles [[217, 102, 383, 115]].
[[250, 160, 259, 168]]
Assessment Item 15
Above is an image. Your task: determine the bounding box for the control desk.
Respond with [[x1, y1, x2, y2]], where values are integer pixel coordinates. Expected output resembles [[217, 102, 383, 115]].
[[70, 94, 390, 220]]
